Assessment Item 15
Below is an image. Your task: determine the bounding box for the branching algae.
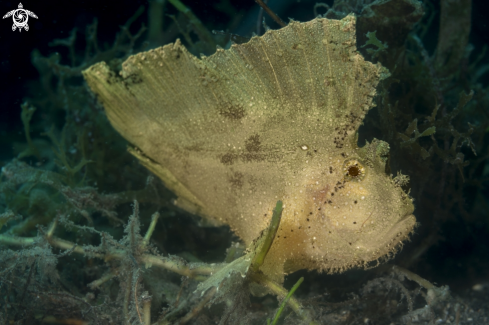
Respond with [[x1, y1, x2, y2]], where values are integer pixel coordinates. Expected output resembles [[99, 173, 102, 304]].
[[83, 15, 415, 284]]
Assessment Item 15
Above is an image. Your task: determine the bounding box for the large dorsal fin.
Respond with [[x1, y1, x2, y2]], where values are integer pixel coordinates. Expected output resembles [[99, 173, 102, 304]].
[[83, 15, 389, 243]]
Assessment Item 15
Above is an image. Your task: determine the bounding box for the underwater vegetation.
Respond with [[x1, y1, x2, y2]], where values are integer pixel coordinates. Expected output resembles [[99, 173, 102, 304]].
[[1, 0, 488, 324]]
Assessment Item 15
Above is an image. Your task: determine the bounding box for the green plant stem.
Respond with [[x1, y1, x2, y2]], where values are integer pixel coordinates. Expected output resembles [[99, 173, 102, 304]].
[[250, 272, 301, 313], [46, 217, 58, 238], [20, 103, 41, 160], [143, 295, 152, 325], [0, 235, 35, 247], [177, 287, 216, 324], [392, 265, 435, 290], [142, 212, 160, 248], [250, 272, 318, 325], [88, 270, 118, 289], [148, 0, 166, 45], [0, 234, 220, 280], [271, 277, 304, 325], [251, 201, 283, 272], [123, 273, 132, 322], [166, 0, 216, 50]]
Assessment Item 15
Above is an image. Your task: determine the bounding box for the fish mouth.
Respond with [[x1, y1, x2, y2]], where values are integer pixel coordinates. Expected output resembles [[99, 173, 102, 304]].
[[385, 213, 416, 240], [353, 212, 416, 259], [376, 212, 416, 253]]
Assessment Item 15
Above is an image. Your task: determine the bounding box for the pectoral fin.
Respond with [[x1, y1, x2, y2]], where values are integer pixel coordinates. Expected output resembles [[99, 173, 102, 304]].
[[128, 147, 206, 215]]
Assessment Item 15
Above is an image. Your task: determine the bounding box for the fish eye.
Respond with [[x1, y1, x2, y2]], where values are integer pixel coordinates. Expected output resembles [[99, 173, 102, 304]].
[[343, 159, 366, 182], [348, 165, 360, 176]]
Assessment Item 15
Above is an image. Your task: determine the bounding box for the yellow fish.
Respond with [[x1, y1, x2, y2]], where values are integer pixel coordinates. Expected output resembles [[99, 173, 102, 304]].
[[83, 15, 415, 283]]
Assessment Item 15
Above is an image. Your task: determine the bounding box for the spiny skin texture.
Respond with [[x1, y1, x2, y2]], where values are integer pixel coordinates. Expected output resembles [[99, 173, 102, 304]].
[[83, 15, 416, 282]]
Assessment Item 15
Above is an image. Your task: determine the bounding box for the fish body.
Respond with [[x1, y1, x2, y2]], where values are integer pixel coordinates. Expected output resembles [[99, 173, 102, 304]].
[[83, 15, 415, 282]]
